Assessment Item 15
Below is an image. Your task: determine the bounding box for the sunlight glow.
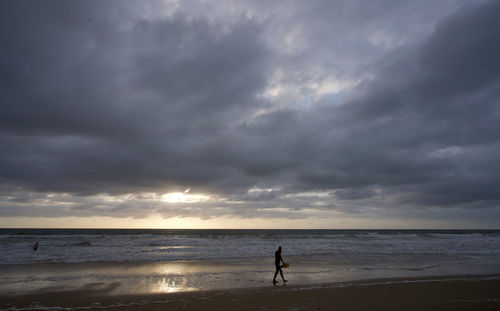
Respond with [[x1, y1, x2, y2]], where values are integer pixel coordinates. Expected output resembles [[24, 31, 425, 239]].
[[161, 192, 211, 203]]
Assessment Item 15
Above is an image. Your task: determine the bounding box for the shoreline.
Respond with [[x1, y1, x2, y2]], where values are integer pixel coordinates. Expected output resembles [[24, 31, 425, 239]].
[[1, 274, 500, 310], [3, 255, 500, 299]]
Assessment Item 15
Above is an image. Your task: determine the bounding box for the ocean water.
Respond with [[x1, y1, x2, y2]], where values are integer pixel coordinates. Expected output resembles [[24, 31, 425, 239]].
[[1, 229, 499, 265], [1, 229, 500, 295]]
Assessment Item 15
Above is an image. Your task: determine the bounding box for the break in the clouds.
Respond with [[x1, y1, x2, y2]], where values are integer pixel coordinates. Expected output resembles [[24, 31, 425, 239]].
[[1, 0, 499, 228]]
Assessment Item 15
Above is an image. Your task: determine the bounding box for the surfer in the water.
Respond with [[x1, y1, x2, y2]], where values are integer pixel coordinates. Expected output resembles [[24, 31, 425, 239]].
[[273, 246, 287, 284], [33, 241, 39, 251]]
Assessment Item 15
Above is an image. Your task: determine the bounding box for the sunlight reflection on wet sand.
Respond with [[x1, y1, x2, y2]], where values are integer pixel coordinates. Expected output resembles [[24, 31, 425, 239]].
[[3, 254, 500, 297]]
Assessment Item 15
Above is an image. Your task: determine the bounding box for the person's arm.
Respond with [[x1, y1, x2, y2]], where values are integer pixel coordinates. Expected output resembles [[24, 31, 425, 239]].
[[281, 256, 286, 264]]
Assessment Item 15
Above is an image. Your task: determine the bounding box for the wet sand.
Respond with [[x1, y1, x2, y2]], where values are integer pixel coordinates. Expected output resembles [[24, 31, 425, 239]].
[[1, 275, 499, 311], [4, 253, 500, 299]]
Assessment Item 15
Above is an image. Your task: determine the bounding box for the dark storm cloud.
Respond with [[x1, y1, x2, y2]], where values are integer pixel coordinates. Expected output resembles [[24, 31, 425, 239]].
[[0, 0, 270, 195], [297, 0, 500, 207], [0, 0, 499, 222]]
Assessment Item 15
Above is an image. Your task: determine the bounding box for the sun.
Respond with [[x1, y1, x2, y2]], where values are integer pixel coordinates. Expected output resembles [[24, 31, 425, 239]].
[[161, 190, 211, 203]]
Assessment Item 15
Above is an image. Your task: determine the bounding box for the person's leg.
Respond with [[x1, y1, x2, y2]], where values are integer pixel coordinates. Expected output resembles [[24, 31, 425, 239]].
[[273, 267, 279, 283], [280, 269, 286, 281]]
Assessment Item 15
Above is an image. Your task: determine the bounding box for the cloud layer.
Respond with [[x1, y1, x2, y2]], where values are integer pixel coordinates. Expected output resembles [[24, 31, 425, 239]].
[[1, 0, 499, 226]]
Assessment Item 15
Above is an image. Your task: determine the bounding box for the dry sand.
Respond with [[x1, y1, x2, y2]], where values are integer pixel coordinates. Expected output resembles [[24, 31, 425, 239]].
[[1, 275, 499, 310]]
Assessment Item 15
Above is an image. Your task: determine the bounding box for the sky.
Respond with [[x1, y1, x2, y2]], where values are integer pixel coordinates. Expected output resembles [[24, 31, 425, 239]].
[[1, 0, 500, 229]]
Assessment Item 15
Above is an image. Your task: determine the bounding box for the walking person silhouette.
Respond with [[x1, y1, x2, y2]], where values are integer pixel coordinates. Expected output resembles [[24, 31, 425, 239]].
[[273, 246, 287, 285]]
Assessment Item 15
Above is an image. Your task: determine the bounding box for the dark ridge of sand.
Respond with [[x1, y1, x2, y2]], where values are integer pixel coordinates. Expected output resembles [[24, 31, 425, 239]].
[[1, 275, 500, 311]]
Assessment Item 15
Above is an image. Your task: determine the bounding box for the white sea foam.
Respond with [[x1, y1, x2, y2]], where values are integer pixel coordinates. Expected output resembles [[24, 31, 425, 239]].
[[285, 274, 500, 292], [0, 299, 173, 311]]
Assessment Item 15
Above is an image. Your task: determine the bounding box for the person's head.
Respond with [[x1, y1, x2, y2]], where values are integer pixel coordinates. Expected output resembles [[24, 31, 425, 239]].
[[278, 246, 282, 252]]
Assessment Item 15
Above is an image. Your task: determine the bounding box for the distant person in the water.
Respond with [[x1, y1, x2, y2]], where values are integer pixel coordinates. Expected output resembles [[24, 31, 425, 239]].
[[273, 246, 287, 284], [33, 241, 39, 251]]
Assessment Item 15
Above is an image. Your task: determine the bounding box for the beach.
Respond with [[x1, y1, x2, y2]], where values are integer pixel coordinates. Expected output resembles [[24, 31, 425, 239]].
[[2, 230, 500, 310], [1, 275, 500, 310]]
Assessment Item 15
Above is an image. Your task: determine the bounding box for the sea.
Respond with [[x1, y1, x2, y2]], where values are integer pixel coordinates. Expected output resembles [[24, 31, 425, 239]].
[[1, 229, 500, 295]]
